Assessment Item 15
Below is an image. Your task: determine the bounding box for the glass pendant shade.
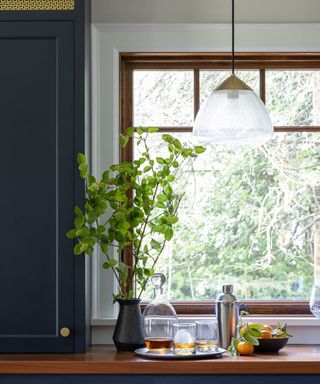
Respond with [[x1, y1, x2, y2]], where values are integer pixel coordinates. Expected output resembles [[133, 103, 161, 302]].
[[193, 75, 274, 145]]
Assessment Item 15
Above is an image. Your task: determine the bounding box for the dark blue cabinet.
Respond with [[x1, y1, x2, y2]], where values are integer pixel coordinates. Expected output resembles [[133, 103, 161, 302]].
[[0, 0, 90, 353]]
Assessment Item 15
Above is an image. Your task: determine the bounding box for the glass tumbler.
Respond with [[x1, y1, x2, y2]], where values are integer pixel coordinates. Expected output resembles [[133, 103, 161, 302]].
[[173, 323, 196, 355], [143, 316, 176, 352], [195, 320, 218, 352]]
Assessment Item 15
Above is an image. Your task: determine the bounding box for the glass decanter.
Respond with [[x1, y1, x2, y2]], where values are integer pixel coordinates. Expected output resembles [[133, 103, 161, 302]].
[[310, 284, 320, 318], [142, 273, 178, 352]]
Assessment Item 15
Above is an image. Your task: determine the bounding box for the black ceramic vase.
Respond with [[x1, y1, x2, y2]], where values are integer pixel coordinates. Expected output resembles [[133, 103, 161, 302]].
[[113, 299, 145, 352]]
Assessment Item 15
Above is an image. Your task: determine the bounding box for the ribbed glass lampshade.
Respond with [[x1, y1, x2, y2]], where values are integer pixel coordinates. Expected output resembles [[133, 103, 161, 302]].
[[193, 75, 274, 145]]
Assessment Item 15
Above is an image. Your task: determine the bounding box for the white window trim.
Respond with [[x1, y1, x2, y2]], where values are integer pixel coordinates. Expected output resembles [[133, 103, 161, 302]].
[[91, 22, 320, 343]]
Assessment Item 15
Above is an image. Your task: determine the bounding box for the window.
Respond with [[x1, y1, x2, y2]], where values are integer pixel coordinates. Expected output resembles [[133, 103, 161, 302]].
[[121, 53, 320, 315]]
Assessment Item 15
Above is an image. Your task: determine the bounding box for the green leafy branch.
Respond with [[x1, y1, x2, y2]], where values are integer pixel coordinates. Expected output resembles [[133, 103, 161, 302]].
[[273, 322, 292, 338], [66, 127, 206, 301]]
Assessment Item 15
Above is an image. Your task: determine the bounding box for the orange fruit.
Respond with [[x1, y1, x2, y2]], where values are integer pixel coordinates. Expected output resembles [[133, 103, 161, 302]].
[[236, 341, 254, 356], [260, 330, 272, 339], [262, 325, 273, 332]]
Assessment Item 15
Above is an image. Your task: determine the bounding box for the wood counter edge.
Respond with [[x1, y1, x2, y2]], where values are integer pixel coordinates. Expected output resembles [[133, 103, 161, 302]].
[[0, 346, 319, 375]]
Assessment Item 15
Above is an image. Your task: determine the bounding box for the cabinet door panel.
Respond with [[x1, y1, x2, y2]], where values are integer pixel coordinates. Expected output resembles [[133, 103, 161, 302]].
[[0, 21, 74, 352]]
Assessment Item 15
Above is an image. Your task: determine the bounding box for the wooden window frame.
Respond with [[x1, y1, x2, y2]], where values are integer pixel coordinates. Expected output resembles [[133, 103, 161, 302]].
[[120, 52, 320, 316]]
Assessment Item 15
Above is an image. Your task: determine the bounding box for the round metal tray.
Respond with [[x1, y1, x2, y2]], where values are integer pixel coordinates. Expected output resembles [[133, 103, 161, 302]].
[[134, 347, 226, 360]]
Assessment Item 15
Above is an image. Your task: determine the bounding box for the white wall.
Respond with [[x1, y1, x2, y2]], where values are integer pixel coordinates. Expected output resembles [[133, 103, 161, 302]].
[[92, 0, 320, 24]]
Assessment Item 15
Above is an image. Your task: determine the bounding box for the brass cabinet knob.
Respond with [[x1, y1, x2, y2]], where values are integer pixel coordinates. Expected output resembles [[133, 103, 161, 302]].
[[60, 327, 71, 337]]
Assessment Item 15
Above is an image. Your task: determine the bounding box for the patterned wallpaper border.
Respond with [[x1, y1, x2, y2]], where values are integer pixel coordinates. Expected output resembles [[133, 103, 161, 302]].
[[0, 0, 75, 11]]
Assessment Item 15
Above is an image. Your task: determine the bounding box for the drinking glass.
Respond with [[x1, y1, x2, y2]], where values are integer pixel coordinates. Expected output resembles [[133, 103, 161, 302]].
[[195, 320, 218, 352], [143, 316, 176, 352], [173, 323, 196, 355], [310, 285, 320, 318]]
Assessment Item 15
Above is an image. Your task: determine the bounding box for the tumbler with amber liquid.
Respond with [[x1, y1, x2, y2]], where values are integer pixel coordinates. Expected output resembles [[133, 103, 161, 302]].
[[173, 323, 196, 355], [195, 320, 218, 352]]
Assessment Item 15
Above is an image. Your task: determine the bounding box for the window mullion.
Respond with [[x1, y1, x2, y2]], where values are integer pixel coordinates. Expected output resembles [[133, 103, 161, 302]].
[[120, 64, 134, 293], [260, 68, 266, 103], [194, 68, 200, 119]]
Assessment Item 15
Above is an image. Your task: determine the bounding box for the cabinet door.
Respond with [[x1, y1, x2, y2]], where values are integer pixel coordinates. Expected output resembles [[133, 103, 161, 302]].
[[0, 21, 74, 352]]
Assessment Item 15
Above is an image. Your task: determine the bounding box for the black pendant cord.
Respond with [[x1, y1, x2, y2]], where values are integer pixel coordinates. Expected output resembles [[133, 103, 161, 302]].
[[232, 0, 235, 75]]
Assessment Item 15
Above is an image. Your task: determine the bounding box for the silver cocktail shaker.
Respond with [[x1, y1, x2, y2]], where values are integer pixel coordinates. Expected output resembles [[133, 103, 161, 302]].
[[215, 285, 239, 349]]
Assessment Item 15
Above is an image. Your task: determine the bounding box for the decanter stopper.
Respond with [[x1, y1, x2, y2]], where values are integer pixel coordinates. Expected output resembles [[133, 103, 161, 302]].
[[151, 273, 166, 296]]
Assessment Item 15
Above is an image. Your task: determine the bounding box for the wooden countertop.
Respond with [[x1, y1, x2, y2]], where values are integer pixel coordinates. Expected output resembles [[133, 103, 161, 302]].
[[0, 345, 320, 375]]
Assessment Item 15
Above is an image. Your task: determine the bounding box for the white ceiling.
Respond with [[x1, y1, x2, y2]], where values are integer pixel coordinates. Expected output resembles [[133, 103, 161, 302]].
[[92, 0, 320, 24]]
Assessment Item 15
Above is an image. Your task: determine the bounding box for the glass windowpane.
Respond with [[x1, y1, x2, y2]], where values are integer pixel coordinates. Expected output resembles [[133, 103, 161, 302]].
[[134, 132, 320, 301], [133, 70, 194, 127], [266, 70, 320, 126]]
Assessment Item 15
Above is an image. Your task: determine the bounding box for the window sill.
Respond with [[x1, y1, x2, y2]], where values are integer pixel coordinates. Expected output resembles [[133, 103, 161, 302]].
[[91, 316, 320, 345], [91, 316, 320, 327]]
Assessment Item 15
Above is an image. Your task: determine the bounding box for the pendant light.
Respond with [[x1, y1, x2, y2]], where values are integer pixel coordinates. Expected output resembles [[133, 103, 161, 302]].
[[193, 0, 274, 145]]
